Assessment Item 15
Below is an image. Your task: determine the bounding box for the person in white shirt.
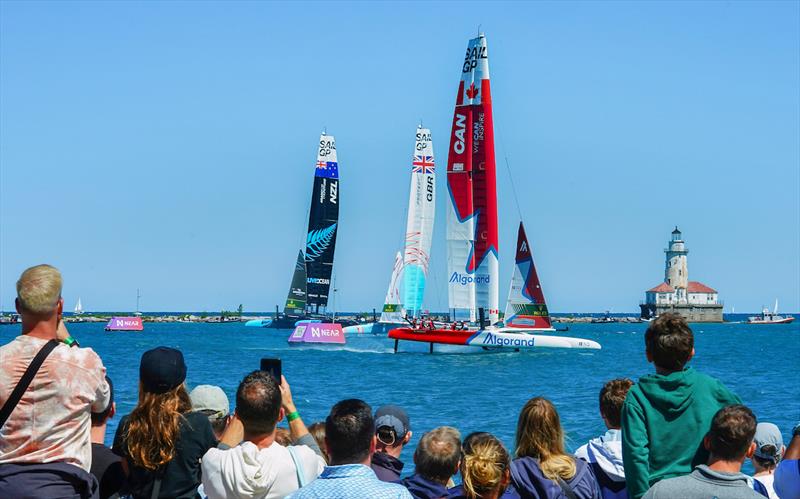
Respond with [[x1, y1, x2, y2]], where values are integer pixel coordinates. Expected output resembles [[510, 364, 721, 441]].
[[751, 422, 785, 499], [201, 371, 325, 499]]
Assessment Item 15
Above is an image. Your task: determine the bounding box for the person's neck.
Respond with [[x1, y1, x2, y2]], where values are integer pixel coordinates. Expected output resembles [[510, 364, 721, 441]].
[[91, 424, 107, 444], [707, 455, 744, 474], [22, 316, 58, 340], [331, 454, 372, 467], [376, 445, 403, 459], [655, 366, 684, 376], [247, 431, 276, 450]]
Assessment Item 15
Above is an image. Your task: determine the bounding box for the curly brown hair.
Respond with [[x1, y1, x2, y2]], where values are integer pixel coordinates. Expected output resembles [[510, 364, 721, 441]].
[[599, 378, 634, 428], [125, 383, 192, 470]]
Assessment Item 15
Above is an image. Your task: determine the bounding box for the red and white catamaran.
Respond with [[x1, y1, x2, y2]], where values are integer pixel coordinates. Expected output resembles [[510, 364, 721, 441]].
[[389, 34, 599, 353]]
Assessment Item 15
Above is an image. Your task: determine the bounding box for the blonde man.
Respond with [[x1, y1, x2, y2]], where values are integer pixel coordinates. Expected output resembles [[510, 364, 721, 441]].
[[0, 264, 110, 498]]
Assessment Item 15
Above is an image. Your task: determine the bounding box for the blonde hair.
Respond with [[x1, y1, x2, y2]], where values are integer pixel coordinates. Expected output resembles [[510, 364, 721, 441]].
[[515, 397, 576, 481], [461, 433, 510, 499], [125, 383, 192, 470], [16, 264, 62, 315]]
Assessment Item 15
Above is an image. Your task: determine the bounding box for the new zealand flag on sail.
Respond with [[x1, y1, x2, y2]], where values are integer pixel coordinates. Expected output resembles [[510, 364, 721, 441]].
[[315, 161, 339, 179]]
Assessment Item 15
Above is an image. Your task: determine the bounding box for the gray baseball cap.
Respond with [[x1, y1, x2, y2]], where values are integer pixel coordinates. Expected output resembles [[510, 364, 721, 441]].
[[190, 385, 229, 420], [375, 405, 410, 441], [753, 422, 784, 463]]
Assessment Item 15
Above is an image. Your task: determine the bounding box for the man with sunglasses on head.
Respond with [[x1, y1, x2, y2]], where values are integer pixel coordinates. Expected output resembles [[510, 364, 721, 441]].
[[371, 405, 413, 482]]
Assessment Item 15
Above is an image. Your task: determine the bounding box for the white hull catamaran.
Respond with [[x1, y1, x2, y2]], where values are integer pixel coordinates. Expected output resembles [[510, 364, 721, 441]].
[[389, 33, 600, 353]]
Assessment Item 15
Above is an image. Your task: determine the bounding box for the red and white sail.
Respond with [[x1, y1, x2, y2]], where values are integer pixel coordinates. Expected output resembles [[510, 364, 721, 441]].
[[446, 34, 499, 322], [402, 127, 436, 317], [504, 222, 553, 330], [381, 251, 404, 323]]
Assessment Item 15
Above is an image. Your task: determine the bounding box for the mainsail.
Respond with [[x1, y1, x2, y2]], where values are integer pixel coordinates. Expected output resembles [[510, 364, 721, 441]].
[[305, 134, 339, 313], [504, 222, 552, 330], [74, 298, 83, 315], [402, 126, 436, 317], [381, 252, 404, 323], [284, 250, 307, 315], [446, 34, 499, 322]]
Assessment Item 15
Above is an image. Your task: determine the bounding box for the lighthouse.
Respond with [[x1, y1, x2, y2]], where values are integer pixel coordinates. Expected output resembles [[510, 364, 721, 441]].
[[640, 227, 722, 322], [665, 227, 689, 302]]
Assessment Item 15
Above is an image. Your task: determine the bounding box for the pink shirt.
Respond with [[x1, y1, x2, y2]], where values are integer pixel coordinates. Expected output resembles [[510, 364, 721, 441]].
[[0, 335, 110, 471]]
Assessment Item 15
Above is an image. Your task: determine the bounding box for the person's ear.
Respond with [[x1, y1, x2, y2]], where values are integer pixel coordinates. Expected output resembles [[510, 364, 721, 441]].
[[14, 298, 20, 314], [403, 431, 413, 445], [746, 442, 756, 458], [703, 435, 711, 451], [370, 435, 377, 454], [279, 407, 286, 421], [687, 348, 695, 362], [109, 402, 116, 419], [645, 349, 653, 363], [57, 298, 63, 316]]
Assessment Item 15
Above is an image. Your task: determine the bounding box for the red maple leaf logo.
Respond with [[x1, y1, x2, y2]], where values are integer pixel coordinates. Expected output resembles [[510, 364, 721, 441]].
[[465, 83, 479, 99]]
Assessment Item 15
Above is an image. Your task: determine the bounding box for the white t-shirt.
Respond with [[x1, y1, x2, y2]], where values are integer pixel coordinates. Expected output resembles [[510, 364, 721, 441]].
[[202, 440, 325, 499], [754, 472, 777, 499]]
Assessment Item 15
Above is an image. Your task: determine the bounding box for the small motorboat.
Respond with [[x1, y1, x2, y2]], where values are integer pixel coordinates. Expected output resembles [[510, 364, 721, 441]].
[[746, 300, 795, 325]]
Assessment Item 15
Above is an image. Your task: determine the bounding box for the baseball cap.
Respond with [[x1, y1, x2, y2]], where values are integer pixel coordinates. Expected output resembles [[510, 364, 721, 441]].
[[375, 405, 410, 444], [140, 347, 187, 394], [753, 422, 784, 463], [190, 385, 229, 420]]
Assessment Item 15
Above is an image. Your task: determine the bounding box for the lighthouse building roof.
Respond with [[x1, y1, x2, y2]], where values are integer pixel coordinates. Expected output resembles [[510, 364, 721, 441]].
[[647, 282, 675, 293], [687, 281, 717, 293]]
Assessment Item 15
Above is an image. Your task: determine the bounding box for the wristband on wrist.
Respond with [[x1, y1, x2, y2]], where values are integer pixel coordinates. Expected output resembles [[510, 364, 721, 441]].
[[63, 336, 79, 348], [287, 411, 300, 422]]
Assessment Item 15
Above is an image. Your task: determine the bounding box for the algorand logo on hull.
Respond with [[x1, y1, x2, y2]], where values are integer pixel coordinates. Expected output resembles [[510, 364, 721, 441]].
[[449, 272, 490, 285], [482, 332, 535, 348]]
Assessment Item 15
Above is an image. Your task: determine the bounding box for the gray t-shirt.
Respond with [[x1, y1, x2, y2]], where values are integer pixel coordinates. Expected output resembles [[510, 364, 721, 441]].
[[643, 464, 765, 499]]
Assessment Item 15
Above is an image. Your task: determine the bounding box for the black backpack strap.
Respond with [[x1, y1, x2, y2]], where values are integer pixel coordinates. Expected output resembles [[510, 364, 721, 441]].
[[556, 476, 578, 499], [0, 339, 59, 428]]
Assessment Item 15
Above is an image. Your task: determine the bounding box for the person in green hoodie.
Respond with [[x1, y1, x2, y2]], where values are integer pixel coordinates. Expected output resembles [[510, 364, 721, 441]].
[[621, 313, 741, 499]]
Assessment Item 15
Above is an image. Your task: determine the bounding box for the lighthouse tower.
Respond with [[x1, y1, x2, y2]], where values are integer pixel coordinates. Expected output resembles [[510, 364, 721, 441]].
[[665, 227, 689, 303]]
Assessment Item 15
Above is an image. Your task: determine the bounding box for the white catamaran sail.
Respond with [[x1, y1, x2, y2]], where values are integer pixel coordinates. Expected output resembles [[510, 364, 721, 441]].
[[403, 127, 436, 317], [74, 298, 83, 315], [381, 252, 404, 323]]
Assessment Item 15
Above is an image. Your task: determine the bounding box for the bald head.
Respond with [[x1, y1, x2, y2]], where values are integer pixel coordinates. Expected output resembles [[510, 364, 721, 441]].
[[17, 264, 62, 317]]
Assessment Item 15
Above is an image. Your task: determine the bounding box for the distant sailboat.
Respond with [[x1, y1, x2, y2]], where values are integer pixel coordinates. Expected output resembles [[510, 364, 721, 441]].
[[74, 298, 84, 315]]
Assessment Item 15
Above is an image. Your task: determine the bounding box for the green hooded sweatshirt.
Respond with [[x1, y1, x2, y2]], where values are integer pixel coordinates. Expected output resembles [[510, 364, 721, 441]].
[[621, 367, 741, 499]]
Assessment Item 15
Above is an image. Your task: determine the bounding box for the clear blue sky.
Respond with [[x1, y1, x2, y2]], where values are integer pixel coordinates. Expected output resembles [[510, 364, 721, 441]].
[[1, 1, 798, 313]]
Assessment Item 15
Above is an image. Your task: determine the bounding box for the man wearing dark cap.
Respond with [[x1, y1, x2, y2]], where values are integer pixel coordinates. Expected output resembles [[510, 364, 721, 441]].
[[371, 405, 413, 481]]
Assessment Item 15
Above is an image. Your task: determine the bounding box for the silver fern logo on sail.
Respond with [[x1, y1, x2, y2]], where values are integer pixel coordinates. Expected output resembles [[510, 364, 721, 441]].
[[305, 223, 337, 262]]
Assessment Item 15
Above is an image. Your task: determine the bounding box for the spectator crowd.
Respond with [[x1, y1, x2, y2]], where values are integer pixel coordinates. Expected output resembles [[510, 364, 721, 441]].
[[1, 265, 798, 499]]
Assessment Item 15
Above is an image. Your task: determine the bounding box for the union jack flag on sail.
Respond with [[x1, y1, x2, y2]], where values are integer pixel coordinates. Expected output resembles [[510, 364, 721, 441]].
[[412, 155, 435, 174]]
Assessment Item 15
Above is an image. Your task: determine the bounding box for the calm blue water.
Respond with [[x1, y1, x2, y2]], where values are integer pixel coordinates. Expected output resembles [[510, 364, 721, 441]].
[[2, 319, 798, 475]]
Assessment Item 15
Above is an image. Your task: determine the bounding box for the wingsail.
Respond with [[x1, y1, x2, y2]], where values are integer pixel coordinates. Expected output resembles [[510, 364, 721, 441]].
[[381, 252, 405, 323], [284, 250, 307, 315], [446, 34, 499, 322], [403, 127, 436, 317], [305, 134, 339, 312]]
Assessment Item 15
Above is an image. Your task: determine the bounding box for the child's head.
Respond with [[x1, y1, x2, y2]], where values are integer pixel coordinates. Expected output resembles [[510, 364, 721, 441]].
[[750, 422, 785, 472], [599, 378, 634, 430], [644, 313, 694, 371]]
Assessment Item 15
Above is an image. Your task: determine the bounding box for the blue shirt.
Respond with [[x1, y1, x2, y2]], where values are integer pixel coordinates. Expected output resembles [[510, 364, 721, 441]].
[[288, 464, 413, 499]]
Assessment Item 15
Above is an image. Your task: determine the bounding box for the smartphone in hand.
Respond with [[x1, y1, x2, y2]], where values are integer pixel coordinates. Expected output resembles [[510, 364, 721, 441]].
[[260, 358, 281, 382]]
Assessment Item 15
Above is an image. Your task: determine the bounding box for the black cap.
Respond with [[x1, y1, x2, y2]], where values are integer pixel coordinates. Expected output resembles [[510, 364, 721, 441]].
[[140, 347, 186, 394]]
